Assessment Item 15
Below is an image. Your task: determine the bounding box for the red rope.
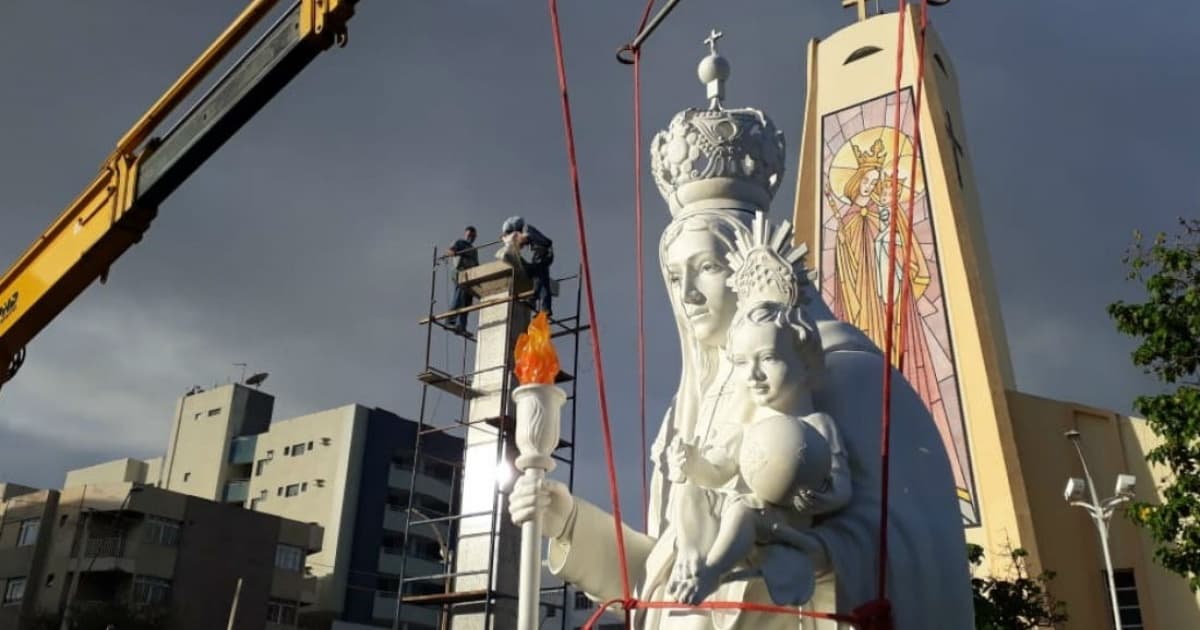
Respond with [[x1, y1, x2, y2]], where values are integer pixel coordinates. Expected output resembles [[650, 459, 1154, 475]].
[[879, 0, 930, 608], [896, 2, 931, 375], [877, 0, 909, 603], [547, 0, 633, 602], [581, 598, 861, 630], [631, 0, 657, 532]]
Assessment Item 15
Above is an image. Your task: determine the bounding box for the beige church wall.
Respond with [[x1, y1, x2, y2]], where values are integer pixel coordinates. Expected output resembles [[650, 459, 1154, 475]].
[[791, 7, 1038, 574], [1007, 390, 1200, 628]]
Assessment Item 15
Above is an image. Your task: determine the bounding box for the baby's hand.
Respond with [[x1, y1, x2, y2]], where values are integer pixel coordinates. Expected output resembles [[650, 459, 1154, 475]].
[[667, 545, 704, 603], [667, 437, 700, 483]]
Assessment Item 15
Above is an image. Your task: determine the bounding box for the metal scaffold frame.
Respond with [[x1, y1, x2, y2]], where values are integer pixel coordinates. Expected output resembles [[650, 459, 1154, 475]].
[[391, 244, 587, 630]]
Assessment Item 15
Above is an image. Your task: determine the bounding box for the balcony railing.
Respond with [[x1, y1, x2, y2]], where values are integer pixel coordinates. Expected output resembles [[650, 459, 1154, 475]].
[[223, 479, 250, 504], [228, 435, 258, 465], [84, 536, 126, 558]]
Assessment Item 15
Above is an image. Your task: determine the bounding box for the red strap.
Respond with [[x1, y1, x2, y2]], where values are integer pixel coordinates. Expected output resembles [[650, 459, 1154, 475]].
[[547, 0, 633, 602], [879, 0, 931, 605]]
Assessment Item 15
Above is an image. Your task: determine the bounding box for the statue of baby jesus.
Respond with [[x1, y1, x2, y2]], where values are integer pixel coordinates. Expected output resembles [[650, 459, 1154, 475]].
[[666, 300, 852, 606]]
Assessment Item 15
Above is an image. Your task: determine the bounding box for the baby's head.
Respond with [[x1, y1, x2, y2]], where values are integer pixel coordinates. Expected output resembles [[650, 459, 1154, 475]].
[[726, 301, 825, 413], [738, 415, 832, 506]]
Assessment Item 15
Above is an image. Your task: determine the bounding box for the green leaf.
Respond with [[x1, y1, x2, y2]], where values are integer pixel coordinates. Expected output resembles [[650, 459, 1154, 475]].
[[1108, 217, 1200, 592]]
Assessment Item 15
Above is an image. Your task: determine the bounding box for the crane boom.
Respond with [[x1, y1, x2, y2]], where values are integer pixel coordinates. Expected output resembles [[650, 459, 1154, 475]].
[[0, 0, 356, 389]]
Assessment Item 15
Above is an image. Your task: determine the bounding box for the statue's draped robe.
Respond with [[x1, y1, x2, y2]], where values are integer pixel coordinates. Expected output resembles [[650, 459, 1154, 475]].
[[547, 300, 974, 629]]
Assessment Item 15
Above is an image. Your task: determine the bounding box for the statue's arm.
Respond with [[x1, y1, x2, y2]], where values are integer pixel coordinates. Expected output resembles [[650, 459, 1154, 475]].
[[685, 453, 737, 488], [547, 497, 655, 602], [796, 413, 853, 514]]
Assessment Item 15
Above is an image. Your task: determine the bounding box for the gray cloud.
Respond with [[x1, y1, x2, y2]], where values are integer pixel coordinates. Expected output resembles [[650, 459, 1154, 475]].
[[1, 0, 1195, 515]]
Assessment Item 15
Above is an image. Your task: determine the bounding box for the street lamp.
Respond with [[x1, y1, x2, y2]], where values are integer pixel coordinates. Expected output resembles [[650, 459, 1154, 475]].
[[391, 507, 452, 630], [1062, 429, 1136, 630]]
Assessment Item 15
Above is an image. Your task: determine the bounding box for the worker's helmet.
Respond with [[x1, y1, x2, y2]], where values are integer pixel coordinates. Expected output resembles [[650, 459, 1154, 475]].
[[501, 216, 525, 235]]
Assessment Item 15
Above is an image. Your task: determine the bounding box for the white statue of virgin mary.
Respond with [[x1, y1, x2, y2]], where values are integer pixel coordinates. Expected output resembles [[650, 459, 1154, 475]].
[[509, 36, 973, 629]]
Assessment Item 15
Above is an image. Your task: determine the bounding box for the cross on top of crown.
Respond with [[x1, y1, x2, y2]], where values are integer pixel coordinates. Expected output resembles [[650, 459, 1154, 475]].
[[704, 29, 723, 54]]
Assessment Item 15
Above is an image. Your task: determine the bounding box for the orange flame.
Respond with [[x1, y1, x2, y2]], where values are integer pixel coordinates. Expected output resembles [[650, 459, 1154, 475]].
[[514, 311, 560, 385]]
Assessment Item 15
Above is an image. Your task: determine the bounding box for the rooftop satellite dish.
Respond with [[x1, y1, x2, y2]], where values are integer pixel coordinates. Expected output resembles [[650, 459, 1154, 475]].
[[245, 372, 269, 388]]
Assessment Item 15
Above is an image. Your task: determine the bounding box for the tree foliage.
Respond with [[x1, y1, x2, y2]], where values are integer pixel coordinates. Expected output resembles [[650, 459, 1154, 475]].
[[968, 544, 1068, 630], [1108, 217, 1200, 591]]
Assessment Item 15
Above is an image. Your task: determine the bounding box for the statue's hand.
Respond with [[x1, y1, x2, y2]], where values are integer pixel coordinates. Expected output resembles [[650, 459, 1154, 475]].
[[667, 437, 701, 482], [508, 474, 575, 539]]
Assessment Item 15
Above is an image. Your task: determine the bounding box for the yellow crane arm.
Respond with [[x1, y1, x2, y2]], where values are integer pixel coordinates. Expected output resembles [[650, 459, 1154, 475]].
[[0, 0, 356, 389]]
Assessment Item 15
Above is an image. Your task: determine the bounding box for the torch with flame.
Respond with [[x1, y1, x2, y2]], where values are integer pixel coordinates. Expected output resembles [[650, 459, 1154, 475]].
[[514, 311, 560, 385], [511, 311, 566, 630]]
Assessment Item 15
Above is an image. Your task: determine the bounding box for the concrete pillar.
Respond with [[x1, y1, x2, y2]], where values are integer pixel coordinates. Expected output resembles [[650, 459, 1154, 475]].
[[449, 261, 528, 630]]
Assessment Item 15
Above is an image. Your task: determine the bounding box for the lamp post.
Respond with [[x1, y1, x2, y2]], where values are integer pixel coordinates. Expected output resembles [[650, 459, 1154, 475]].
[[1062, 429, 1136, 630], [390, 506, 452, 630]]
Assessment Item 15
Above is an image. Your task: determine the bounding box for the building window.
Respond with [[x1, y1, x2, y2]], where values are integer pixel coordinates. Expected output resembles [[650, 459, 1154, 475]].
[[266, 449, 274, 459], [406, 535, 443, 562], [381, 533, 404, 554], [406, 581, 443, 596], [255, 459, 269, 476], [392, 452, 414, 470], [307, 441, 314, 450], [386, 489, 411, 510], [3, 578, 25, 605], [132, 576, 171, 605], [300, 482, 307, 493], [17, 519, 40, 547], [377, 577, 400, 595], [1104, 569, 1144, 629], [275, 544, 304, 572], [321, 437, 331, 446], [416, 494, 450, 515], [183, 472, 191, 482], [277, 487, 283, 496], [574, 590, 592, 610], [207, 408, 221, 417], [283, 446, 290, 456], [422, 460, 454, 479], [285, 484, 300, 497], [143, 516, 181, 547], [249, 499, 262, 511], [291, 442, 306, 456], [266, 599, 298, 625]]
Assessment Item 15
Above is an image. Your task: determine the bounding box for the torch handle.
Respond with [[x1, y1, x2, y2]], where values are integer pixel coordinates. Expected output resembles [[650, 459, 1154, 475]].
[[517, 468, 545, 630]]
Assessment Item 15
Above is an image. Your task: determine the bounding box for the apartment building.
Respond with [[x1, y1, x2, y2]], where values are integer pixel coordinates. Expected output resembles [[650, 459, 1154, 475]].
[[0, 481, 321, 630], [81, 383, 463, 629]]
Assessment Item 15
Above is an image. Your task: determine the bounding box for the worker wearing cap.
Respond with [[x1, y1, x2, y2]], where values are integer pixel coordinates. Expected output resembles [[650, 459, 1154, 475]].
[[446, 226, 479, 332], [501, 216, 554, 315]]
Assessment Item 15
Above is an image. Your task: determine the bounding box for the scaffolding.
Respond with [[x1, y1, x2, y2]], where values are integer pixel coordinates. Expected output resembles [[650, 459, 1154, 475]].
[[392, 243, 587, 630]]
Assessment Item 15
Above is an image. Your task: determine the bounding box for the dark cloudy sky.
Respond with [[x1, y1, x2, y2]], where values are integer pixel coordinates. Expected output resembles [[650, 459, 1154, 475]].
[[0, 1, 1194, 516]]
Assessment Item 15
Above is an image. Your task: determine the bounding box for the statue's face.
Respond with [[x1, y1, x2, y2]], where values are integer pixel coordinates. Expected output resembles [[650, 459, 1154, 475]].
[[728, 322, 804, 411], [664, 229, 737, 346]]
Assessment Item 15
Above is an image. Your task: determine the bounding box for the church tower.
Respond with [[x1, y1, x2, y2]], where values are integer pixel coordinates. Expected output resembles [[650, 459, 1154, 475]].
[[791, 3, 1039, 568]]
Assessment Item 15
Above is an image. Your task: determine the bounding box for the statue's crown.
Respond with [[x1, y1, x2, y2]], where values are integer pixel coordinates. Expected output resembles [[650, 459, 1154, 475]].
[[650, 30, 786, 218], [725, 211, 810, 308]]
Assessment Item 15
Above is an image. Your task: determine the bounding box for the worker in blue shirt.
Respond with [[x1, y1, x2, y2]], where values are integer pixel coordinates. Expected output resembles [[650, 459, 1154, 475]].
[[501, 216, 554, 315], [445, 226, 479, 332]]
